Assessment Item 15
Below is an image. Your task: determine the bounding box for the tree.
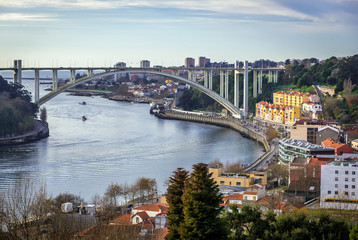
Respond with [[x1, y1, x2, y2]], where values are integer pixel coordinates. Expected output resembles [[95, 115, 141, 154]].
[[350, 224, 358, 240], [104, 183, 122, 207], [40, 107, 47, 122], [166, 168, 189, 240], [181, 163, 228, 239], [267, 163, 289, 187], [135, 177, 157, 203], [266, 126, 278, 141], [223, 159, 245, 173]]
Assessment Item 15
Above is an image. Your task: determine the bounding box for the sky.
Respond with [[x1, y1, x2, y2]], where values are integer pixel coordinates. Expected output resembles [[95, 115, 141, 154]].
[[0, 0, 358, 67]]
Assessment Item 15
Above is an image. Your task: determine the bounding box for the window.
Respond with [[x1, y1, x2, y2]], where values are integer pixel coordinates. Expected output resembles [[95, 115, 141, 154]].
[[345, 192, 349, 196], [229, 182, 232, 186], [345, 171, 349, 175], [335, 177, 339, 181], [343, 162, 349, 166], [335, 170, 339, 174], [335, 184, 338, 188], [353, 171, 356, 175], [335, 191, 339, 195], [328, 190, 331, 194], [353, 192, 356, 196], [353, 178, 356, 182], [345, 185, 349, 188], [352, 185, 356, 189], [220, 181, 225, 185], [345, 178, 348, 182], [236, 182, 241, 186]]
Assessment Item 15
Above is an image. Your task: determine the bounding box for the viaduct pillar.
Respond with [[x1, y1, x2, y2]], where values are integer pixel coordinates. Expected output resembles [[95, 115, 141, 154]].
[[259, 70, 263, 94], [243, 60, 249, 118], [225, 70, 229, 100], [209, 70, 213, 90], [34, 69, 40, 102], [13, 60, 22, 84], [70, 69, 75, 83], [253, 70, 257, 98], [220, 70, 224, 97], [52, 69, 58, 92], [234, 70, 239, 109]]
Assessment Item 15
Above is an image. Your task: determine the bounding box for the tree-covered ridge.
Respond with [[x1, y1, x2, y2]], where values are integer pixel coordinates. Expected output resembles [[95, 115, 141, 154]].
[[284, 55, 358, 93], [0, 76, 38, 137]]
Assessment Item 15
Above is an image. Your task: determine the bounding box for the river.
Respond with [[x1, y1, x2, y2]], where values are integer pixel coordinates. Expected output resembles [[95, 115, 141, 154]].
[[0, 78, 264, 202]]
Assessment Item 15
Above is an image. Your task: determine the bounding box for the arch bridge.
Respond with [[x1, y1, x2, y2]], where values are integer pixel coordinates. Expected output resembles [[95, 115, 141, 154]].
[[1, 60, 284, 118]]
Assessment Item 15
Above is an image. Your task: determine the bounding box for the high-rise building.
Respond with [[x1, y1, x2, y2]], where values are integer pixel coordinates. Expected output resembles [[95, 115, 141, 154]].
[[185, 57, 195, 68], [198, 56, 206, 67], [114, 62, 126, 68], [140, 60, 150, 68]]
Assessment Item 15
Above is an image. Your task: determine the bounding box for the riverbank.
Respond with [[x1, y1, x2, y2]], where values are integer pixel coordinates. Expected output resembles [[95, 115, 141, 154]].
[[0, 120, 49, 146], [157, 110, 272, 170]]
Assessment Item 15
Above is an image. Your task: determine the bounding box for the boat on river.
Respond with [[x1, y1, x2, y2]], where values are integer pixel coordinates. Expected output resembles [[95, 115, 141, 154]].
[[79, 101, 86, 105], [82, 116, 87, 121]]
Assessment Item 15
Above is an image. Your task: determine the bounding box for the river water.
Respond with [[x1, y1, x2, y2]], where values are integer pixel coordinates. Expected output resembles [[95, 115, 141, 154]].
[[0, 78, 264, 201]]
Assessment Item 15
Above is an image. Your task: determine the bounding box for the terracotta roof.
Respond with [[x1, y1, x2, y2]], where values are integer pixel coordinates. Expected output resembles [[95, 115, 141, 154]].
[[244, 192, 257, 195], [256, 195, 287, 210], [134, 203, 168, 212], [111, 214, 131, 225], [321, 138, 347, 149], [133, 211, 150, 221]]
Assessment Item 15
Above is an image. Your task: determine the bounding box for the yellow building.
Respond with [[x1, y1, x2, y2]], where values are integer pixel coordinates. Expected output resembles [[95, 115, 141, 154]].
[[273, 91, 311, 108], [209, 167, 267, 188]]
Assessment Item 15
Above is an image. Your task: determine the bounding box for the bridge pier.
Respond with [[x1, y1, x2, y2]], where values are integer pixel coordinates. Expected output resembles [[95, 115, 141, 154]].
[[34, 69, 40, 102], [220, 70, 224, 97], [204, 70, 208, 88], [209, 70, 213, 90], [253, 70, 257, 98], [274, 70, 278, 83], [13, 60, 22, 84], [87, 69, 94, 77], [70, 69, 75, 83], [258, 70, 262, 94], [243, 60, 249, 118], [52, 69, 58, 92], [234, 70, 239, 109], [225, 70, 229, 100]]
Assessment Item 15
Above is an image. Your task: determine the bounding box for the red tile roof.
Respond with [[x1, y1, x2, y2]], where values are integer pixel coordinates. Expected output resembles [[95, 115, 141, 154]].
[[111, 214, 131, 225], [134, 203, 168, 212]]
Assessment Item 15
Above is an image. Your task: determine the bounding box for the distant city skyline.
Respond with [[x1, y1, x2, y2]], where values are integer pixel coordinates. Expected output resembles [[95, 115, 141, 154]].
[[0, 0, 357, 67]]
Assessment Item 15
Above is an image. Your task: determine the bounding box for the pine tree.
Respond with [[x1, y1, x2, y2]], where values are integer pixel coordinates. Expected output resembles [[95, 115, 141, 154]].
[[166, 168, 189, 240], [181, 163, 227, 240]]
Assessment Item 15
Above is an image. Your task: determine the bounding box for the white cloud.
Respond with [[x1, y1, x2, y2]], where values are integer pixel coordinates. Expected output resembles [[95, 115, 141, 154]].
[[0, 13, 55, 21], [0, 0, 317, 22]]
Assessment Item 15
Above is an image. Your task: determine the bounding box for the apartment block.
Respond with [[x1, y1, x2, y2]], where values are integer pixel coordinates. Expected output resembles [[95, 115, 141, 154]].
[[321, 161, 358, 210]]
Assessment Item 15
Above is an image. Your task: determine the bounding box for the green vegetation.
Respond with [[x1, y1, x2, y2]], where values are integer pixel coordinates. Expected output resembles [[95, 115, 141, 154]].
[[0, 76, 38, 137], [166, 163, 228, 240]]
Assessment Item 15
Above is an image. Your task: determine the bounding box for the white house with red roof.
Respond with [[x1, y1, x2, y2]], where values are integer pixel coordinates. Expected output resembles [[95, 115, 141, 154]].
[[130, 203, 168, 225]]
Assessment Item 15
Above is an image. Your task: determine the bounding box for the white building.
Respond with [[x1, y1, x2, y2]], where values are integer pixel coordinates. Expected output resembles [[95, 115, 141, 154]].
[[320, 160, 358, 210]]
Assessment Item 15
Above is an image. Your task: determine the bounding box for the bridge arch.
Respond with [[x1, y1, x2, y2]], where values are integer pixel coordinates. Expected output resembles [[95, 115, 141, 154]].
[[36, 70, 241, 116]]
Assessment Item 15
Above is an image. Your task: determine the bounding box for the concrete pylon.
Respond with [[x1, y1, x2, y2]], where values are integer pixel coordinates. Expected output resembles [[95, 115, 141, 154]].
[[34, 69, 40, 102], [220, 70, 224, 97], [70, 69, 75, 83], [204, 70, 208, 88], [253, 70, 257, 98], [234, 70, 239, 109], [209, 70, 213, 90], [225, 71, 229, 100], [259, 70, 263, 94], [13, 60, 22, 84], [52, 69, 58, 92], [243, 60, 248, 118]]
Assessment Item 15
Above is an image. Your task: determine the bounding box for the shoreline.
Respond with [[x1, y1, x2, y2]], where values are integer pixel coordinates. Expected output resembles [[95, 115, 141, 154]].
[[0, 120, 49, 146]]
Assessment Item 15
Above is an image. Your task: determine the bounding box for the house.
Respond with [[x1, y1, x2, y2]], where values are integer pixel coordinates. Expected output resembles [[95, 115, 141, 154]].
[[352, 139, 358, 151], [110, 214, 131, 225], [283, 202, 307, 214], [131, 203, 168, 218], [343, 125, 358, 144], [209, 166, 267, 189], [321, 138, 354, 155], [316, 126, 341, 145], [131, 211, 150, 224], [130, 203, 168, 225], [221, 194, 243, 208], [256, 194, 287, 214]]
